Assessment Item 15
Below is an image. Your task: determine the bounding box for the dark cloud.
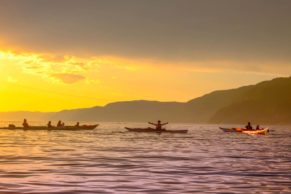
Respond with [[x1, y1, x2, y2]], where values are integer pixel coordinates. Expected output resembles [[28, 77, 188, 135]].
[[0, 0, 291, 66]]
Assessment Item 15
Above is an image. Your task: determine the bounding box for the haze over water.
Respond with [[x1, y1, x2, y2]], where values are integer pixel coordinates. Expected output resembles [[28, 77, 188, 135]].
[[0, 122, 290, 193]]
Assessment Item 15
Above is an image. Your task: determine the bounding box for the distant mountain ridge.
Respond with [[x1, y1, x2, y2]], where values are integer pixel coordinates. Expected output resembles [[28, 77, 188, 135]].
[[1, 77, 290, 124], [209, 77, 291, 124], [50, 100, 187, 122]]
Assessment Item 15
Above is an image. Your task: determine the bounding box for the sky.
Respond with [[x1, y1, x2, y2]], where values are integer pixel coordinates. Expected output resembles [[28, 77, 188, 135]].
[[0, 0, 290, 112]]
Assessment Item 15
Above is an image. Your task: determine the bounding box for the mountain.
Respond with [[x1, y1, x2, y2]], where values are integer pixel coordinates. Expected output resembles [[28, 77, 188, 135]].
[[50, 101, 188, 122], [0, 111, 53, 122], [1, 77, 290, 124], [185, 85, 251, 122], [209, 77, 291, 124]]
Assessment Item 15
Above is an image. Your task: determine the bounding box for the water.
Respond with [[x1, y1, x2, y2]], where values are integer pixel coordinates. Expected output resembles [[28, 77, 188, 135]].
[[0, 122, 290, 193]]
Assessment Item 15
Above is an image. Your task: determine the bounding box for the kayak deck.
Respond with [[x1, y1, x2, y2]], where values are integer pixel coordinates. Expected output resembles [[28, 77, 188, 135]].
[[125, 127, 188, 133], [241, 128, 269, 135], [0, 124, 99, 131]]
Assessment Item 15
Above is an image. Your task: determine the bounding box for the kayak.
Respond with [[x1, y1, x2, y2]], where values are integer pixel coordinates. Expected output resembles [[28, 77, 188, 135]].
[[0, 124, 99, 131], [219, 127, 269, 135], [241, 128, 269, 135], [219, 127, 238, 132], [125, 127, 188, 134]]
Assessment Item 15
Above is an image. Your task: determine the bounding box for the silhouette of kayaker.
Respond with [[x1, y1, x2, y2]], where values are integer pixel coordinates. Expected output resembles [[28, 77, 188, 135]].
[[23, 119, 29, 128], [47, 121, 53, 128], [57, 120, 62, 127], [148, 120, 168, 130], [75, 122, 80, 127], [245, 122, 253, 130]]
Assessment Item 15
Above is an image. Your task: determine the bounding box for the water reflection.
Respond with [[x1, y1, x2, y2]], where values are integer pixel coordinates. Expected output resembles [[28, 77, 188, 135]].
[[0, 123, 290, 193]]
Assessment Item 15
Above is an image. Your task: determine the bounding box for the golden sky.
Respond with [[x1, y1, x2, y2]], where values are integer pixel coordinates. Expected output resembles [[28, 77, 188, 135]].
[[0, 48, 282, 112], [0, 0, 290, 112]]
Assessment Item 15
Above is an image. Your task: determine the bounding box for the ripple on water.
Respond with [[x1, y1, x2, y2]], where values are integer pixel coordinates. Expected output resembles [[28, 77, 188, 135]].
[[0, 124, 290, 193]]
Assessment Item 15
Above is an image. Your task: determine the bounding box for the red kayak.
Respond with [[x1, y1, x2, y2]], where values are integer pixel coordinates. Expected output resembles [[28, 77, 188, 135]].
[[219, 127, 269, 135]]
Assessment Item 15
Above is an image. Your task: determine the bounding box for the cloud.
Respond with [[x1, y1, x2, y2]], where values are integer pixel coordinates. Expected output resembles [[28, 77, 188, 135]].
[[85, 78, 100, 85], [22, 55, 96, 74], [0, 50, 100, 84], [1, 49, 289, 84], [50, 73, 85, 84], [0, 0, 291, 69]]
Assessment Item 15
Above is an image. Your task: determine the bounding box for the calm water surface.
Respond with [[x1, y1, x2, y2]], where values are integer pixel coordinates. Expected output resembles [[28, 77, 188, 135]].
[[0, 122, 290, 193]]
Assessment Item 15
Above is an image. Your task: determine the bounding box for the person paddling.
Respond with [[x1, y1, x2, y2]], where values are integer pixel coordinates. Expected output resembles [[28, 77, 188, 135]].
[[245, 122, 253, 130], [23, 119, 29, 128], [47, 121, 53, 128], [148, 120, 168, 130], [75, 122, 80, 127], [57, 120, 62, 127]]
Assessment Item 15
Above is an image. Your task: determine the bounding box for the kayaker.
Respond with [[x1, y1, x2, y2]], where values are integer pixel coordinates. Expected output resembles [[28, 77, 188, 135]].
[[148, 120, 168, 130], [23, 119, 29, 128], [47, 121, 53, 128], [245, 122, 253, 130], [75, 122, 80, 127], [57, 120, 62, 127], [256, 125, 260, 130]]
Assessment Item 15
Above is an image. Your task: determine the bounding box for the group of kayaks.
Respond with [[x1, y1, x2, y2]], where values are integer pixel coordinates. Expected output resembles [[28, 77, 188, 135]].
[[0, 122, 269, 135], [125, 127, 269, 135], [0, 124, 99, 131], [124, 127, 269, 135], [0, 124, 188, 133]]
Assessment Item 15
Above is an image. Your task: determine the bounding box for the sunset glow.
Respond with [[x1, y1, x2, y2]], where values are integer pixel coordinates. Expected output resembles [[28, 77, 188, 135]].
[[0, 47, 285, 112], [0, 1, 290, 194], [0, 0, 290, 112]]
